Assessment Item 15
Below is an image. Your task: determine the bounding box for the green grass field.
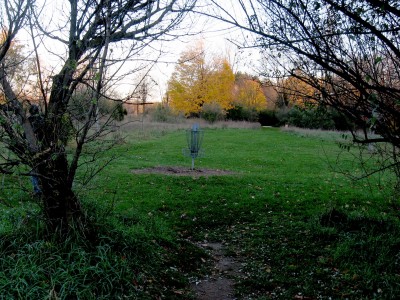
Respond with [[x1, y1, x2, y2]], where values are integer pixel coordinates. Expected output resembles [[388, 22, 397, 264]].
[[1, 123, 399, 299]]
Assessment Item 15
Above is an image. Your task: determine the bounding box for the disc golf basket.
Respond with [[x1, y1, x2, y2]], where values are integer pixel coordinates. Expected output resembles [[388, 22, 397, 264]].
[[183, 124, 205, 170]]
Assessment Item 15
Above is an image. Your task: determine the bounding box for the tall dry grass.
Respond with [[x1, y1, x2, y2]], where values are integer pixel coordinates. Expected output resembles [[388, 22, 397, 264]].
[[281, 126, 383, 143], [118, 115, 261, 139]]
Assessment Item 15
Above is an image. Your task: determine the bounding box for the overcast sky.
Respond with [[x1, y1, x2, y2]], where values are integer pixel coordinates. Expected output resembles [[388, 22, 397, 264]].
[[146, 24, 260, 101], [19, 0, 260, 102], [143, 3, 261, 102]]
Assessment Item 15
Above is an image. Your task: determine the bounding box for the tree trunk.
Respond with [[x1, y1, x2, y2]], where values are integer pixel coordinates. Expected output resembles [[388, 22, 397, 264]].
[[37, 151, 82, 233]]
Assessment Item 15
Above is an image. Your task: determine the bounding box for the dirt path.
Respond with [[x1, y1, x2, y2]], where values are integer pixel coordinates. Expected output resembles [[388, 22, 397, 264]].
[[131, 166, 236, 177], [191, 242, 243, 300]]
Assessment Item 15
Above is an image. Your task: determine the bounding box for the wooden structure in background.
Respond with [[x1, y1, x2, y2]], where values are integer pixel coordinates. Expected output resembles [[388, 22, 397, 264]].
[[124, 101, 156, 115]]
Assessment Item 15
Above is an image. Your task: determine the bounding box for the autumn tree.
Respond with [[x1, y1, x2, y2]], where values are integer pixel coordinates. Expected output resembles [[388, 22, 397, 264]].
[[168, 42, 235, 116], [168, 42, 207, 115], [203, 0, 400, 189], [277, 72, 317, 108], [233, 74, 266, 111], [0, 0, 195, 233], [207, 57, 235, 110]]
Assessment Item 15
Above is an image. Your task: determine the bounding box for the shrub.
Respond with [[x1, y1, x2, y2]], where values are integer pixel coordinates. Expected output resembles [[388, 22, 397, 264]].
[[287, 106, 336, 130], [330, 108, 354, 131], [111, 102, 128, 121], [201, 102, 225, 123], [69, 90, 124, 121], [149, 104, 180, 123], [242, 107, 259, 122], [226, 106, 244, 121], [284, 106, 355, 130], [226, 105, 259, 122], [258, 110, 280, 126], [274, 108, 290, 126]]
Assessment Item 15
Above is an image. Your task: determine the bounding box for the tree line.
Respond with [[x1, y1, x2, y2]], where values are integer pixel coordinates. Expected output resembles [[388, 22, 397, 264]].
[[164, 43, 354, 128], [165, 41, 267, 119]]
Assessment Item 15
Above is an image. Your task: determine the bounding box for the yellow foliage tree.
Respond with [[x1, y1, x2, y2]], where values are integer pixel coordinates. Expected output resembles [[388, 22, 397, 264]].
[[207, 58, 235, 110], [234, 78, 266, 111], [281, 73, 317, 107], [168, 42, 235, 116], [168, 42, 208, 115]]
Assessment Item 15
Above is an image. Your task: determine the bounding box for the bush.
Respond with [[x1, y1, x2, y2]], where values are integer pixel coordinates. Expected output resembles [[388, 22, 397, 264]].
[[330, 109, 354, 131], [274, 108, 290, 126], [258, 110, 280, 126], [111, 102, 127, 121], [226, 105, 259, 122], [201, 102, 225, 123], [287, 106, 336, 130], [68, 89, 124, 121], [226, 106, 244, 121], [242, 107, 259, 122], [149, 104, 180, 123]]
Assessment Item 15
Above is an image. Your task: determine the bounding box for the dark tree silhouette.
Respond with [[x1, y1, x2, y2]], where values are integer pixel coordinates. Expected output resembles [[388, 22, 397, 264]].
[[202, 0, 400, 188], [0, 0, 195, 233]]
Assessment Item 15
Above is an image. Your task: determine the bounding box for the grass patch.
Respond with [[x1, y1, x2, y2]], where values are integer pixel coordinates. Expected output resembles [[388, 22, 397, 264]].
[[1, 123, 400, 298], [0, 200, 208, 299]]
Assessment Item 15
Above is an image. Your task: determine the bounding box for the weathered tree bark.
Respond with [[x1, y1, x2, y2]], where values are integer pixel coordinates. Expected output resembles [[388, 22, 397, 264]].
[[37, 151, 82, 233]]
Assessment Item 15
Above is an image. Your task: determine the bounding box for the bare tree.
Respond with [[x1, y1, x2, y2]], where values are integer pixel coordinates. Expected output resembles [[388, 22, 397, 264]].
[[0, 0, 33, 170], [201, 0, 400, 189], [0, 0, 196, 233]]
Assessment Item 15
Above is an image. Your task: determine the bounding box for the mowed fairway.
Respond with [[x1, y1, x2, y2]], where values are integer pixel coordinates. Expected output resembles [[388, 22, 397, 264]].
[[94, 127, 389, 218], [88, 126, 398, 299]]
